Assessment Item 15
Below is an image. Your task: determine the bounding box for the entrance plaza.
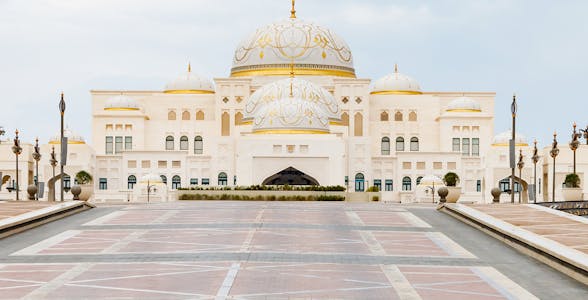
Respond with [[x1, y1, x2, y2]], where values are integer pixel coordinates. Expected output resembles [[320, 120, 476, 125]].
[[0, 201, 586, 299]]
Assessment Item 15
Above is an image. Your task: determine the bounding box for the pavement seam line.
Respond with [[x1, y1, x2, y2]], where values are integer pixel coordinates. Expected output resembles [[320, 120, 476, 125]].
[[21, 262, 94, 299], [380, 264, 422, 300], [215, 262, 240, 300], [11, 230, 82, 256]]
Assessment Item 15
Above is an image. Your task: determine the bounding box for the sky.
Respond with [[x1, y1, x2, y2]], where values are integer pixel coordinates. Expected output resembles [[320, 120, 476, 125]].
[[0, 0, 587, 149]]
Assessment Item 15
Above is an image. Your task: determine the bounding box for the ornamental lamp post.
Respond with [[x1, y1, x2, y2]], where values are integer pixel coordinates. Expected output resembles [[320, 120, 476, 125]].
[[11, 130, 22, 201], [517, 149, 524, 203], [32, 138, 42, 201], [0, 126, 5, 144], [59, 93, 66, 202], [531, 140, 539, 204], [550, 132, 560, 202], [570, 122, 580, 175], [49, 145, 57, 202], [510, 94, 517, 203]]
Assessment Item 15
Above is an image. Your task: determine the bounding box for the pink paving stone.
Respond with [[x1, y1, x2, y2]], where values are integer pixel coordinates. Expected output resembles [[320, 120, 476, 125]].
[[249, 229, 370, 254], [120, 229, 249, 253], [47, 262, 229, 299], [0, 264, 75, 299], [372, 232, 449, 256], [261, 209, 352, 225], [229, 262, 399, 299], [398, 266, 506, 300], [354, 211, 414, 226]]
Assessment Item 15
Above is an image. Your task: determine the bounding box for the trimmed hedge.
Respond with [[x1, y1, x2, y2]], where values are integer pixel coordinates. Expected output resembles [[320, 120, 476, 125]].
[[178, 194, 344, 201], [177, 185, 346, 192]]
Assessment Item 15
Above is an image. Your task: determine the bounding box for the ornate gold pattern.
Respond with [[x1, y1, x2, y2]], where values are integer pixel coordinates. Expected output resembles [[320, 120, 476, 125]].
[[446, 108, 482, 112], [104, 107, 140, 111], [254, 129, 328, 134], [48, 140, 86, 145], [232, 18, 354, 77], [370, 90, 423, 95], [492, 142, 529, 147]]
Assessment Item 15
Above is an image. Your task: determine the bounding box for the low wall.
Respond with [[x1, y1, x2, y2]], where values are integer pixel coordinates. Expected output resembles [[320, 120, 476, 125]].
[[178, 190, 384, 201]]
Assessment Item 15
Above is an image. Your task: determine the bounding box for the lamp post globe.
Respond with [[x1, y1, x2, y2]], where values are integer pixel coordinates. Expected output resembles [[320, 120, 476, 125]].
[[531, 140, 539, 204], [550, 132, 559, 202]]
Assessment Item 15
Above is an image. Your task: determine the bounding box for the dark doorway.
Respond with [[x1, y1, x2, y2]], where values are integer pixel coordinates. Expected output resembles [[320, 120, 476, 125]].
[[262, 167, 319, 186]]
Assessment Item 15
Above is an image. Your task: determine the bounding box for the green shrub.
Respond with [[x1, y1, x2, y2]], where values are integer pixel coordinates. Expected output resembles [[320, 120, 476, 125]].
[[75, 171, 93, 184], [443, 172, 460, 187], [366, 186, 379, 192], [372, 196, 379, 201], [565, 173, 581, 188]]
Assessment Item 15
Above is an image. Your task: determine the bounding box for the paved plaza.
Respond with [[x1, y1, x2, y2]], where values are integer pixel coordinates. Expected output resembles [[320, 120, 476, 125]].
[[0, 201, 586, 299]]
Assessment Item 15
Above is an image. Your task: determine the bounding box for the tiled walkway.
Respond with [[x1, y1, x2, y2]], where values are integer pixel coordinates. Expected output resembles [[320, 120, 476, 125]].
[[0, 201, 541, 299], [0, 201, 56, 221]]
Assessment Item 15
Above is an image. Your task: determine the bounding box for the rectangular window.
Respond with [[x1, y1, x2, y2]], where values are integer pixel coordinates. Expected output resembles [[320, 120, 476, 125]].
[[538, 178, 541, 194], [99, 178, 108, 190], [172, 161, 181, 168], [190, 178, 198, 185], [128, 160, 137, 168], [345, 176, 349, 186], [105, 136, 113, 154], [402, 162, 411, 170], [115, 136, 123, 154], [385, 179, 393, 191], [462, 138, 470, 156], [158, 160, 167, 168], [374, 179, 381, 191], [476, 179, 481, 192], [472, 138, 479, 156], [433, 162, 442, 170], [452, 138, 460, 152], [142, 160, 150, 168], [125, 136, 132, 150], [202, 178, 210, 185]]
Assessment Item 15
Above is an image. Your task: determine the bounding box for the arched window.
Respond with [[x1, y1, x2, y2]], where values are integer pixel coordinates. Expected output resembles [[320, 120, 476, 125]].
[[218, 172, 228, 186], [182, 111, 190, 120], [180, 136, 189, 150], [408, 111, 417, 121], [128, 175, 137, 189], [221, 112, 230, 136], [194, 136, 203, 154], [354, 113, 363, 136], [381, 137, 390, 155], [160, 175, 167, 185], [165, 136, 174, 150], [394, 111, 403, 121], [402, 176, 412, 191], [396, 137, 405, 151], [172, 175, 181, 189], [499, 178, 510, 192], [416, 176, 423, 185], [168, 111, 176, 120], [355, 173, 365, 192], [235, 112, 243, 125], [380, 111, 389, 121], [196, 110, 205, 120], [410, 137, 419, 151], [341, 112, 349, 126]]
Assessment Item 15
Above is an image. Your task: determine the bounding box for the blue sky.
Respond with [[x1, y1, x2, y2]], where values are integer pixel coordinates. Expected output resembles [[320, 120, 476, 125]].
[[0, 0, 586, 148]]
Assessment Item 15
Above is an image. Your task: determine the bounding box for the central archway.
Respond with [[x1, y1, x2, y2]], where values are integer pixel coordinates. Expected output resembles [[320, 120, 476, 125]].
[[262, 167, 319, 186]]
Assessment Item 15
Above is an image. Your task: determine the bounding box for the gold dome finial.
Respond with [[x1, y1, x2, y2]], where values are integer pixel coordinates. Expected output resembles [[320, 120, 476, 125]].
[[290, 0, 296, 18], [188, 62, 191, 73], [394, 63, 398, 73]]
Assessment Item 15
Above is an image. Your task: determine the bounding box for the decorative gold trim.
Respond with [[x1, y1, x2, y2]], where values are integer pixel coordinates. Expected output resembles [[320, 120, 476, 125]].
[[48, 141, 86, 145], [329, 120, 344, 125], [104, 107, 140, 111], [240, 120, 253, 125], [253, 129, 329, 134], [231, 68, 355, 78], [446, 109, 482, 112], [492, 143, 529, 147], [370, 90, 423, 95], [163, 90, 215, 94]]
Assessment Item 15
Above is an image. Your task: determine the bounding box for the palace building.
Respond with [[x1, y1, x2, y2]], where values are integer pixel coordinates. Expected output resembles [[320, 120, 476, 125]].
[[6, 2, 575, 203]]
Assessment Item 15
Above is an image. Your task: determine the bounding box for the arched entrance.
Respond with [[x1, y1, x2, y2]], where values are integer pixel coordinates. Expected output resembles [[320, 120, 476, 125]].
[[262, 167, 319, 186]]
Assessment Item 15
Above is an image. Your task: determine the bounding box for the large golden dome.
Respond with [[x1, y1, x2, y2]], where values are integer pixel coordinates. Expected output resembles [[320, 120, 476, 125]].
[[231, 8, 355, 78]]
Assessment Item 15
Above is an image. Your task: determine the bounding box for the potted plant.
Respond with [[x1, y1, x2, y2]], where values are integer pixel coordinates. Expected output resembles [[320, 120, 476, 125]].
[[443, 172, 461, 203], [74, 170, 94, 201], [562, 173, 582, 201]]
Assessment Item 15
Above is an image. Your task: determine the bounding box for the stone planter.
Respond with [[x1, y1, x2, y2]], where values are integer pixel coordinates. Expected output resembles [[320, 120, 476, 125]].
[[562, 187, 582, 201], [446, 187, 462, 203], [78, 184, 94, 201]]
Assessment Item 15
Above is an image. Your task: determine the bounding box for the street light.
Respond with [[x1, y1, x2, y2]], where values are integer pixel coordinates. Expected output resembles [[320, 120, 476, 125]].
[[146, 179, 156, 203], [59, 92, 66, 202], [531, 139, 539, 204], [550, 131, 559, 202], [11, 130, 22, 201], [49, 145, 57, 202], [510, 94, 517, 204], [32, 138, 41, 201], [570, 122, 580, 175], [517, 149, 524, 203]]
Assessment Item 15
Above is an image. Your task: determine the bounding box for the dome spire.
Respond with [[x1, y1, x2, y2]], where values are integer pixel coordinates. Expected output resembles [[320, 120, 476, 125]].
[[188, 62, 191, 73], [394, 63, 398, 73], [290, 0, 296, 18]]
